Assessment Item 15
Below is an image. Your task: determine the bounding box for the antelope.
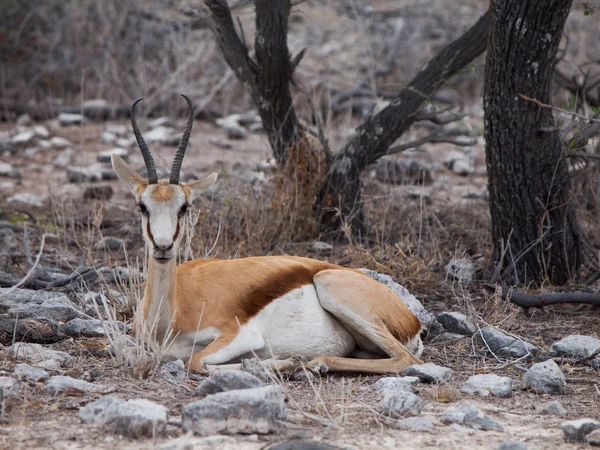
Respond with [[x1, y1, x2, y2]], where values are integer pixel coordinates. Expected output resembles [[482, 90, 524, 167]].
[[111, 95, 424, 375]]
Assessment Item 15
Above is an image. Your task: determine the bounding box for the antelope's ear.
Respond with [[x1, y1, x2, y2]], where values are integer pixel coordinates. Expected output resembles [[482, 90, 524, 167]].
[[111, 154, 146, 196], [184, 173, 218, 198]]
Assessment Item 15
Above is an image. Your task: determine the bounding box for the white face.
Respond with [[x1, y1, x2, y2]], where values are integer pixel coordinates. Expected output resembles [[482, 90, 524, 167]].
[[111, 155, 217, 264], [138, 184, 189, 262]]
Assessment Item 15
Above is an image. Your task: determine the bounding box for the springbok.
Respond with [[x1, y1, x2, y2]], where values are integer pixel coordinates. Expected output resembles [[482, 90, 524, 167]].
[[111, 95, 424, 375]]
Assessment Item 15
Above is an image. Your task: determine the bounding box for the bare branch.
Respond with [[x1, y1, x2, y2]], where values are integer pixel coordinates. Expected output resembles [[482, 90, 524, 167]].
[[387, 133, 477, 156], [519, 94, 600, 123], [488, 284, 600, 309]]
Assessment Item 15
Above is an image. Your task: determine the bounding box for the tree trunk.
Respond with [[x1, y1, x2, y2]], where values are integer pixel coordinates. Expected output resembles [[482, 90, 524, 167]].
[[484, 0, 582, 285]]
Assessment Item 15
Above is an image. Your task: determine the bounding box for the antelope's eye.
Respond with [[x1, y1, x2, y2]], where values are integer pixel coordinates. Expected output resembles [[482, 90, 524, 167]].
[[138, 203, 148, 215], [178, 204, 189, 217]]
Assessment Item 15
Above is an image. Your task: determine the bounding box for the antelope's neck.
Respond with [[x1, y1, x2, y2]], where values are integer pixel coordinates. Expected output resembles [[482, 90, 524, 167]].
[[142, 257, 178, 342]]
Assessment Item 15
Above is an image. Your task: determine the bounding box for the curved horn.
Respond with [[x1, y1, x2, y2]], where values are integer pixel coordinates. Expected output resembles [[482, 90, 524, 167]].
[[169, 94, 194, 185], [131, 98, 158, 184]]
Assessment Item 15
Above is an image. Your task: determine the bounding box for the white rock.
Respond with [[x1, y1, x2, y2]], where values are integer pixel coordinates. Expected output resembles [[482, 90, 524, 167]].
[[53, 148, 73, 168], [38, 139, 52, 149], [32, 125, 50, 139], [58, 113, 85, 126], [144, 126, 178, 145], [106, 124, 128, 136], [476, 326, 538, 358], [10, 342, 74, 366], [587, 429, 600, 446], [440, 402, 504, 431], [0, 162, 14, 177], [436, 311, 476, 336], [379, 391, 423, 418], [522, 360, 566, 395], [182, 386, 286, 435], [100, 131, 117, 144], [35, 359, 61, 371], [396, 416, 442, 432], [460, 374, 512, 398], [497, 442, 527, 450], [13, 363, 49, 383], [549, 335, 600, 360], [50, 136, 72, 149], [445, 258, 475, 284], [113, 399, 168, 438], [148, 117, 171, 129], [373, 377, 415, 396], [116, 137, 136, 148], [7, 192, 45, 207], [195, 370, 264, 397], [97, 147, 128, 163], [82, 99, 107, 108], [44, 375, 111, 394], [0, 377, 20, 398], [16, 113, 31, 126], [541, 400, 567, 416], [11, 130, 35, 145], [562, 418, 600, 442], [404, 363, 453, 384], [67, 166, 103, 183], [311, 241, 333, 254]]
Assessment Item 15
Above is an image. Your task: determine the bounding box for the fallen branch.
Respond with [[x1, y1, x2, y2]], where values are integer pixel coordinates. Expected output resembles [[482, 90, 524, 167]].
[[485, 284, 600, 309], [387, 133, 477, 156]]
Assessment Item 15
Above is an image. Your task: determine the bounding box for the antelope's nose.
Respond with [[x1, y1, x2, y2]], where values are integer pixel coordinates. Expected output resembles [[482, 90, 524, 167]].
[[154, 240, 173, 252]]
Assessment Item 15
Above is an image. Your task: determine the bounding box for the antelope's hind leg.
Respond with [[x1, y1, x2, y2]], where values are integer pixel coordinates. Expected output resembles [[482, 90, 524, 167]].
[[309, 269, 424, 374]]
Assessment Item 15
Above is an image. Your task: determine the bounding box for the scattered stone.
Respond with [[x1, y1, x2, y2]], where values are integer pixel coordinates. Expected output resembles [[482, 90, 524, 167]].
[[8, 295, 85, 323], [83, 185, 114, 201], [497, 442, 527, 450], [208, 138, 232, 149], [80, 397, 167, 438], [100, 131, 117, 144], [53, 147, 73, 168], [0, 289, 66, 312], [106, 124, 128, 136], [476, 326, 538, 358], [404, 363, 453, 384], [160, 360, 188, 382], [460, 374, 512, 398], [436, 312, 476, 336], [16, 113, 32, 126], [63, 318, 123, 338], [522, 360, 566, 395], [443, 151, 474, 175], [587, 429, 600, 446], [0, 229, 16, 251], [113, 399, 168, 438], [549, 335, 600, 360], [440, 403, 504, 431], [311, 241, 333, 254], [10, 342, 74, 366], [216, 115, 248, 140], [373, 377, 415, 396], [37, 139, 52, 149], [144, 126, 180, 146], [94, 236, 126, 251], [395, 416, 442, 432], [58, 113, 85, 126], [79, 396, 125, 425], [196, 370, 264, 397], [541, 400, 567, 416], [182, 386, 286, 435], [32, 125, 50, 139], [97, 147, 128, 163], [379, 391, 424, 418], [11, 130, 35, 145], [45, 375, 111, 394], [240, 357, 273, 382], [0, 162, 16, 177], [148, 117, 171, 129], [7, 192, 45, 207], [561, 418, 600, 443], [0, 253, 12, 272], [67, 165, 103, 183], [359, 269, 439, 334], [116, 137, 136, 148], [263, 439, 346, 450], [445, 258, 475, 285], [0, 377, 20, 398], [50, 136, 72, 149], [13, 363, 49, 383], [35, 359, 61, 371], [375, 158, 434, 185]]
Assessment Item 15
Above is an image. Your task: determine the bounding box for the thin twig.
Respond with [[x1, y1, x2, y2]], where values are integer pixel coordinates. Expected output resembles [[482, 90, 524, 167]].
[[519, 93, 600, 123]]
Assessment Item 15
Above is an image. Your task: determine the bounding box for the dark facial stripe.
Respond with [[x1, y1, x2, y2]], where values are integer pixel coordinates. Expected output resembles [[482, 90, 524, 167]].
[[146, 220, 155, 245], [172, 218, 181, 243]]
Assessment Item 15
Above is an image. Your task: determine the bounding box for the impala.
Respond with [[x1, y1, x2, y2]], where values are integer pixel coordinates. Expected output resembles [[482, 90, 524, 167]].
[[111, 95, 424, 374]]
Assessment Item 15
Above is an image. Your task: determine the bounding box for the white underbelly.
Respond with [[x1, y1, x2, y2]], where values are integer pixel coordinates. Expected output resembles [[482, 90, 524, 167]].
[[246, 284, 356, 360]]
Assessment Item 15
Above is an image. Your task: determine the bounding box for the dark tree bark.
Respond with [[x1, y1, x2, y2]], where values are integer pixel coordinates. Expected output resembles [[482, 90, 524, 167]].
[[205, 0, 300, 165], [205, 1, 489, 232], [318, 13, 490, 230], [484, 0, 582, 285]]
